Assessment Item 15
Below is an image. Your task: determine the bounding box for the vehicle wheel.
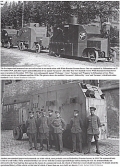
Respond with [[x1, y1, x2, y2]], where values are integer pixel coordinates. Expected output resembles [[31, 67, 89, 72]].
[[7, 41, 11, 49], [107, 57, 112, 62], [19, 42, 25, 51], [88, 50, 98, 63], [35, 44, 41, 53], [13, 127, 23, 140]]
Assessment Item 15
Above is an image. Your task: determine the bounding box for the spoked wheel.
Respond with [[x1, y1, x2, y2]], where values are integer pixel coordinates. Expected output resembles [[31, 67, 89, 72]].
[[35, 44, 41, 53], [19, 42, 25, 51], [7, 41, 11, 49], [88, 50, 98, 63], [13, 127, 23, 140]]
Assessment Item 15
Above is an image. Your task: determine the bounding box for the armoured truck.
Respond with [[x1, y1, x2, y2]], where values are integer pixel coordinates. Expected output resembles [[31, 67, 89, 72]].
[[17, 23, 50, 53], [1, 27, 18, 48], [49, 16, 116, 63], [7, 82, 107, 148]]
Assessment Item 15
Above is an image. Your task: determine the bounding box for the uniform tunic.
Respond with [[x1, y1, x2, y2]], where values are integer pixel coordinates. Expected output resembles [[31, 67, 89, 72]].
[[26, 117, 37, 134], [70, 117, 82, 133], [87, 114, 101, 142], [39, 116, 49, 133], [87, 115, 101, 135], [51, 117, 66, 133]]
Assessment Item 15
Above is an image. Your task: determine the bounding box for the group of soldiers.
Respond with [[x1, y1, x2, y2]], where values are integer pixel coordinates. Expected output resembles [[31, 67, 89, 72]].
[[26, 106, 104, 154]]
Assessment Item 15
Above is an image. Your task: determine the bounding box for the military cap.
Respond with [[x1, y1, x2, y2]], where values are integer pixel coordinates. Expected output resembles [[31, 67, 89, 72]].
[[48, 109, 53, 113], [90, 106, 96, 110], [55, 110, 60, 114], [74, 110, 79, 113]]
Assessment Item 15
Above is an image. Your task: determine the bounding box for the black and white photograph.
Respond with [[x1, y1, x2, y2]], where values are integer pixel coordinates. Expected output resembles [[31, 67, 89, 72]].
[[1, 1, 119, 67], [0, 0, 120, 166], [1, 80, 119, 156]]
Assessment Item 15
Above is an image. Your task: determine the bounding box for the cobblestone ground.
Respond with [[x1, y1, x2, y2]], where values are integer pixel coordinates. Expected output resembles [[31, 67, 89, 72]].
[[1, 130, 119, 156], [1, 47, 119, 67]]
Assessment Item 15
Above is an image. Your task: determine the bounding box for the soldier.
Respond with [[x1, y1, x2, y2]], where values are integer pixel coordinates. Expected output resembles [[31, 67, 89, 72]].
[[48, 109, 54, 149], [70, 110, 83, 153], [36, 110, 41, 149], [51, 110, 66, 153], [84, 106, 104, 154], [38, 109, 50, 152], [26, 111, 37, 150]]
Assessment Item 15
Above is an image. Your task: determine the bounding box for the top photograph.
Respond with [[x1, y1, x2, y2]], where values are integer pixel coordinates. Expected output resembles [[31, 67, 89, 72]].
[[1, 1, 119, 67]]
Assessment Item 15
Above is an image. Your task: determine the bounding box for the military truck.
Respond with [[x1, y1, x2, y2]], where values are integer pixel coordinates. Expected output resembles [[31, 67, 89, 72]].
[[1, 27, 18, 48], [17, 23, 49, 53], [7, 82, 107, 148], [49, 16, 116, 63]]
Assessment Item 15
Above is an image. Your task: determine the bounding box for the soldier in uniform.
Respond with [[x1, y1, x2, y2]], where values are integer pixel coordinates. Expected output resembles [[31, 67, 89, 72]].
[[48, 109, 54, 149], [84, 106, 104, 154], [36, 110, 41, 149], [38, 109, 50, 152], [51, 110, 66, 153], [26, 111, 37, 150], [70, 110, 83, 153]]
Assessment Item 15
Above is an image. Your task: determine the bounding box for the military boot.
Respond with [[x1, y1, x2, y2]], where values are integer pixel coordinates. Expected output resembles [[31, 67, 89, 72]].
[[95, 141, 100, 154]]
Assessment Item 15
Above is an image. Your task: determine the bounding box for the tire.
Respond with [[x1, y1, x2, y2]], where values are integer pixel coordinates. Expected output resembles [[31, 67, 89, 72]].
[[88, 50, 98, 63], [35, 44, 41, 53], [19, 42, 25, 51], [7, 41, 11, 49], [13, 127, 23, 140]]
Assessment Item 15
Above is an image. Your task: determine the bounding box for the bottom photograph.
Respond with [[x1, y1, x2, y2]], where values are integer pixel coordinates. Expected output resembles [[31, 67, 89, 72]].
[[1, 80, 119, 156]]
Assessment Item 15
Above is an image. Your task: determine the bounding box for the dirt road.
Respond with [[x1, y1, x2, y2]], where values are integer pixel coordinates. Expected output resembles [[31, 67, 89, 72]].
[[1, 47, 119, 67]]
